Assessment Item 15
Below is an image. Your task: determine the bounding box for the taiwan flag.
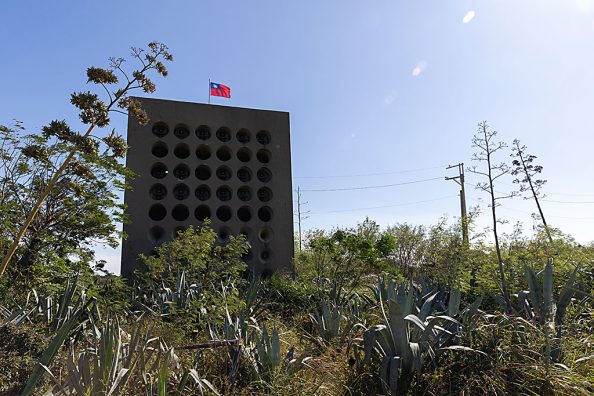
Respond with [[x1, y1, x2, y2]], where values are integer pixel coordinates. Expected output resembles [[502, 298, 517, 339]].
[[210, 82, 231, 98]]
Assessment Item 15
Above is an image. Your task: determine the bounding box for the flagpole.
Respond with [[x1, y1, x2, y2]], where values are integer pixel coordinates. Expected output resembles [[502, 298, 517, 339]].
[[208, 78, 211, 104]]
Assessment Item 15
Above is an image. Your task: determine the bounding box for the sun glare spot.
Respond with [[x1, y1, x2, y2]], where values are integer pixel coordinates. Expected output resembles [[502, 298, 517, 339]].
[[463, 10, 476, 24], [412, 61, 427, 77]]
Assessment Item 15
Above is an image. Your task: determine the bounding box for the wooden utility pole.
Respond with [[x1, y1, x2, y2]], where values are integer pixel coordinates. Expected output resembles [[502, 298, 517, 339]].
[[446, 163, 469, 246]]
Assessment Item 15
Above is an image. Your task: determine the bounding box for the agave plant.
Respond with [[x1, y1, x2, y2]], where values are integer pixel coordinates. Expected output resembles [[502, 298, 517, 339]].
[[518, 258, 580, 362], [363, 279, 482, 395], [40, 317, 219, 395], [252, 325, 310, 383], [307, 299, 362, 349]]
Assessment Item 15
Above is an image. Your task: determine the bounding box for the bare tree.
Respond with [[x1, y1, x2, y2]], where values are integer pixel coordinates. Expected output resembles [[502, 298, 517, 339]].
[[511, 139, 553, 244], [467, 121, 516, 313]]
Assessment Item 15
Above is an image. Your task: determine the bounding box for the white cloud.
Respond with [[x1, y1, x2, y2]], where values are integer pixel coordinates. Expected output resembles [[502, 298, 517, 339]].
[[463, 10, 476, 24], [411, 61, 428, 77]]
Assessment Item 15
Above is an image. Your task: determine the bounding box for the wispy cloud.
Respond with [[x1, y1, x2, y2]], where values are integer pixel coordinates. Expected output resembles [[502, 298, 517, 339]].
[[412, 61, 428, 77], [463, 10, 476, 24]]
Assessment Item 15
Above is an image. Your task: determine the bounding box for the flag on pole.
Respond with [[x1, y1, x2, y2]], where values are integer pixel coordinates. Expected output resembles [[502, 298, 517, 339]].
[[210, 82, 231, 98]]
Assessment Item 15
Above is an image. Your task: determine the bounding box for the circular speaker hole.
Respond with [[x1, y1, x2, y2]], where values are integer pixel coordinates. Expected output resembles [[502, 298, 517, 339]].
[[195, 205, 211, 221], [173, 184, 190, 200], [237, 186, 252, 202], [237, 167, 252, 182], [258, 206, 273, 222], [151, 163, 168, 179], [216, 206, 232, 222], [218, 227, 231, 243], [257, 187, 273, 202], [237, 147, 251, 163], [174, 143, 190, 159], [196, 145, 211, 160], [256, 149, 271, 163], [256, 130, 271, 145], [260, 249, 272, 263], [174, 124, 190, 139], [149, 184, 167, 200], [216, 166, 232, 181], [216, 127, 231, 142], [173, 164, 190, 180], [151, 142, 168, 158], [237, 206, 252, 222], [216, 146, 232, 161], [236, 128, 251, 143], [149, 204, 167, 221], [259, 227, 273, 243], [196, 125, 211, 140], [196, 165, 211, 180], [149, 226, 165, 242], [195, 185, 211, 201], [216, 186, 233, 201], [172, 204, 189, 221], [152, 122, 169, 138], [257, 167, 272, 183]]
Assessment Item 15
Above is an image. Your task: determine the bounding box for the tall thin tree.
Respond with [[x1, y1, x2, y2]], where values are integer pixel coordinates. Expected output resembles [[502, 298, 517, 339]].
[[0, 42, 173, 276], [467, 121, 516, 313], [511, 139, 553, 244]]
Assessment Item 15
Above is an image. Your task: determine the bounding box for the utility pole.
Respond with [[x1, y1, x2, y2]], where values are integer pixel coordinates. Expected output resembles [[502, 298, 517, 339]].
[[294, 186, 310, 252], [446, 163, 469, 246]]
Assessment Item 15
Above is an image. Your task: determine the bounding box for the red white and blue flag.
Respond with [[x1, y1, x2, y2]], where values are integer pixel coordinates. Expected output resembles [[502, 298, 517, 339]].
[[210, 82, 231, 98]]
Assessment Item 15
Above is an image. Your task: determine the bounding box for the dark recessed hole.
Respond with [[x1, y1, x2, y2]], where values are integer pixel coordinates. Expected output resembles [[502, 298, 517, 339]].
[[152, 122, 169, 138], [256, 130, 271, 145], [216, 127, 231, 142], [242, 249, 254, 262], [237, 206, 252, 222], [149, 226, 165, 242], [237, 167, 252, 182], [196, 125, 211, 140], [258, 206, 273, 222], [195, 185, 211, 201], [256, 149, 271, 164], [149, 184, 167, 200], [216, 206, 232, 222], [195, 205, 211, 221], [216, 146, 232, 161], [257, 187, 273, 202], [218, 227, 231, 243], [172, 204, 189, 221], [173, 184, 190, 200], [173, 164, 190, 180], [151, 163, 168, 179], [174, 124, 190, 139], [257, 168, 272, 183], [236, 129, 251, 144], [240, 227, 252, 239], [196, 165, 211, 180], [196, 145, 211, 160], [174, 143, 190, 159], [260, 249, 272, 263], [149, 204, 167, 221], [259, 227, 273, 243], [237, 186, 252, 202], [151, 142, 168, 158], [216, 186, 233, 201], [216, 166, 232, 181], [237, 148, 251, 163]]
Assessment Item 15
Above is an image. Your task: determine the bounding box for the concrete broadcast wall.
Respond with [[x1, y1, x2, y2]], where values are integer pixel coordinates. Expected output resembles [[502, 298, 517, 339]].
[[121, 97, 294, 278]]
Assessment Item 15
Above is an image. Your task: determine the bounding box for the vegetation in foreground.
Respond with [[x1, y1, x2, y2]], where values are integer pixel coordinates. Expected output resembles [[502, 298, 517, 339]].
[[0, 41, 593, 395]]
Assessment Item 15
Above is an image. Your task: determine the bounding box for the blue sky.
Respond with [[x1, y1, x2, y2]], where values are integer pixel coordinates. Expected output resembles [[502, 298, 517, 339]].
[[2, 1, 594, 273]]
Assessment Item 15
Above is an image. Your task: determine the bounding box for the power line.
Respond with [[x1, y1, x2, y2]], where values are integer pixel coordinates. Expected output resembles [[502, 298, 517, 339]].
[[542, 199, 594, 204], [300, 176, 443, 192], [309, 195, 457, 215], [294, 165, 446, 179]]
